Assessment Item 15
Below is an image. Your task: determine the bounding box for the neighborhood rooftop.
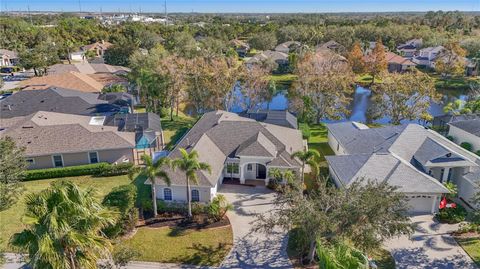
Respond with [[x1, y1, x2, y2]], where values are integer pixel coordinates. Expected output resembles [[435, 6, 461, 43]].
[[449, 119, 480, 137]]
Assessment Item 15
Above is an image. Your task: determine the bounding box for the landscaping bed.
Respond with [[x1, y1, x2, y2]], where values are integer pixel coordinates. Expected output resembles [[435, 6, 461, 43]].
[[455, 235, 480, 266], [140, 213, 230, 230]]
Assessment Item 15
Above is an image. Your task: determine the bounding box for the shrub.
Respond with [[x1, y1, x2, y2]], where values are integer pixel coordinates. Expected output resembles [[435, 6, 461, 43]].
[[102, 184, 138, 238], [460, 142, 473, 151], [436, 204, 467, 224], [24, 163, 109, 180], [96, 163, 134, 177], [457, 223, 480, 234], [157, 200, 186, 214], [446, 135, 454, 141], [207, 194, 233, 222], [300, 124, 311, 139], [476, 150, 480, 156]]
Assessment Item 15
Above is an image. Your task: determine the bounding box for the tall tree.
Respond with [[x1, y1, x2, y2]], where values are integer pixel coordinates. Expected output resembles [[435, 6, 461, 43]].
[[292, 51, 355, 123], [366, 40, 388, 83], [172, 149, 211, 218], [241, 64, 271, 110], [370, 71, 440, 125], [291, 149, 320, 190], [140, 155, 171, 218], [10, 181, 114, 269], [347, 41, 366, 74], [0, 137, 27, 211], [248, 32, 277, 51], [19, 41, 59, 76]]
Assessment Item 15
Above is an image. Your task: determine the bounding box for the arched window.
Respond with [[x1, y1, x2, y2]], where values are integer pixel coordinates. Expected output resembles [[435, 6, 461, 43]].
[[164, 188, 172, 201], [191, 189, 200, 202]]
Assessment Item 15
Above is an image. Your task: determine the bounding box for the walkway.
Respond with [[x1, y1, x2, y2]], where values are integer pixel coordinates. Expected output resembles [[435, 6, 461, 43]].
[[218, 184, 292, 269], [384, 215, 478, 269]]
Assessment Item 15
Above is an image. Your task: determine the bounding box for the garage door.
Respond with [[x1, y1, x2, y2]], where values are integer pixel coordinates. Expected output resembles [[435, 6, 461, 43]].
[[406, 195, 434, 214]]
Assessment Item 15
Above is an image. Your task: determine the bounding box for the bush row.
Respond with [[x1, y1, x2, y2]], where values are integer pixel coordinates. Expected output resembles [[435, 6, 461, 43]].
[[24, 162, 134, 181]]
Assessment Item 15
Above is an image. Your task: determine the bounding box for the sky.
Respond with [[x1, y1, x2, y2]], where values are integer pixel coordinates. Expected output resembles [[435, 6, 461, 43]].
[[1, 0, 479, 13]]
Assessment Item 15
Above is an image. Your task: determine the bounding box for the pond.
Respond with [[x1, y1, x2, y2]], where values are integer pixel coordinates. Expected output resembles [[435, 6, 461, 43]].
[[227, 86, 469, 125]]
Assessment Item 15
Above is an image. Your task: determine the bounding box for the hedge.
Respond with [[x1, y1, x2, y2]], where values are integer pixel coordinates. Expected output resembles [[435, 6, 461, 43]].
[[24, 162, 134, 181]]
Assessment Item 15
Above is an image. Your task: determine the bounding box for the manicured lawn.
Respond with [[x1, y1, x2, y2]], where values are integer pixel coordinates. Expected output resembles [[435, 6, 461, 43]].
[[356, 74, 382, 84], [116, 226, 233, 266], [269, 73, 298, 83], [431, 74, 479, 91], [161, 113, 196, 149], [0, 175, 131, 251], [456, 236, 480, 266]]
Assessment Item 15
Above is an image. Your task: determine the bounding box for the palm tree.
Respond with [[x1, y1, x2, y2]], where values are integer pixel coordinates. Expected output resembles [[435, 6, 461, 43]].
[[140, 155, 171, 218], [172, 148, 211, 218], [10, 181, 114, 269], [291, 149, 320, 189]]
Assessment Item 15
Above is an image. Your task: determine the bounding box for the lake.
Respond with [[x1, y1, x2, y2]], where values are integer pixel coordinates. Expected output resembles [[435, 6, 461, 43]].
[[228, 86, 469, 125]]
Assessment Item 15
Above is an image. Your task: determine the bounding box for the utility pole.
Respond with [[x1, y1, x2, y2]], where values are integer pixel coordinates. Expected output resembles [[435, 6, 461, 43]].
[[164, 0, 167, 26], [27, 5, 33, 25], [78, 0, 82, 13]]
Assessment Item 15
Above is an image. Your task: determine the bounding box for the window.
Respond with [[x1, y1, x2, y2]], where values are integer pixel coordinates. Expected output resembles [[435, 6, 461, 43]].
[[89, 152, 99, 164], [226, 163, 239, 174], [164, 188, 172, 201], [26, 158, 35, 165], [440, 168, 445, 182], [191, 189, 200, 202], [247, 164, 253, 171], [337, 143, 340, 151], [52, 155, 63, 168]]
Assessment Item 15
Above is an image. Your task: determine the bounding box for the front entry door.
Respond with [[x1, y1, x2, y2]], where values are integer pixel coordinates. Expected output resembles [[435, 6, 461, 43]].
[[256, 164, 266, 179]]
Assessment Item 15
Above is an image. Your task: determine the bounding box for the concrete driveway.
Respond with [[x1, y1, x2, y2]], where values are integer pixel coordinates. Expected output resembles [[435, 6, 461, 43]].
[[218, 184, 292, 269], [384, 215, 477, 269]]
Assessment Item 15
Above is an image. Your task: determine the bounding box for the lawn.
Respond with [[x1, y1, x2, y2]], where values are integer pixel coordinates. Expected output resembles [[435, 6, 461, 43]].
[[456, 236, 480, 266], [430, 73, 479, 91], [116, 226, 233, 266], [161, 112, 196, 149], [269, 73, 298, 83], [0, 175, 131, 251]]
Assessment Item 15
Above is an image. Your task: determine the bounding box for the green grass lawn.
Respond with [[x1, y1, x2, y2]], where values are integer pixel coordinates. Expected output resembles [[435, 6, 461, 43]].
[[430, 73, 479, 91], [161, 112, 196, 149], [456, 236, 480, 266], [0, 175, 131, 251], [116, 226, 233, 266], [269, 73, 298, 83], [356, 74, 382, 84]]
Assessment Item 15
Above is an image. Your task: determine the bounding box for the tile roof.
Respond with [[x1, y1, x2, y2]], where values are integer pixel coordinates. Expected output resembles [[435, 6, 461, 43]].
[[0, 111, 135, 157], [20, 72, 109, 93], [385, 52, 416, 66]]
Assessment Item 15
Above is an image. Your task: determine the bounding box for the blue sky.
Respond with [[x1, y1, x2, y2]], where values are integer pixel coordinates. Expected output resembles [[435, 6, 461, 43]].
[[2, 0, 479, 13]]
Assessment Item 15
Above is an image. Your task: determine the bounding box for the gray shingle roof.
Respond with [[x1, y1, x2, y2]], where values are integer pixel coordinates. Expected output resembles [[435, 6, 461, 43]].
[[163, 111, 303, 187], [48, 63, 130, 75], [413, 137, 464, 167], [0, 87, 126, 118], [326, 154, 371, 185], [449, 119, 480, 137]]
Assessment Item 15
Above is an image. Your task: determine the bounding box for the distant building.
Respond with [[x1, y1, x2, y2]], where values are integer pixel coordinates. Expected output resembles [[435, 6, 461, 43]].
[[245, 50, 289, 68], [317, 40, 345, 54], [274, 41, 301, 54], [397, 38, 423, 58], [0, 49, 19, 67], [81, 40, 113, 58], [48, 63, 130, 76], [448, 119, 480, 152], [230, 39, 250, 57], [385, 52, 417, 72], [412, 46, 445, 68]]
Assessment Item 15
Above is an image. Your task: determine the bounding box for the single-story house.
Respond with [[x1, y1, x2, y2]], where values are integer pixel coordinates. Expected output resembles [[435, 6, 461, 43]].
[[432, 113, 480, 134], [229, 39, 250, 57], [317, 40, 345, 54], [81, 40, 113, 57], [20, 71, 128, 93], [275, 41, 301, 54], [242, 109, 298, 129], [0, 111, 138, 169], [326, 122, 480, 214], [0, 49, 19, 67], [385, 52, 417, 72], [396, 38, 423, 58], [151, 110, 306, 203], [245, 50, 289, 68], [0, 87, 132, 118], [448, 119, 480, 152]]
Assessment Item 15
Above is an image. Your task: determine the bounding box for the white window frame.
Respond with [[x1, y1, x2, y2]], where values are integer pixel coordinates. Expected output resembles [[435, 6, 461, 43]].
[[52, 155, 64, 168], [191, 189, 200, 202], [88, 151, 99, 164], [164, 188, 172, 201], [25, 158, 35, 165]]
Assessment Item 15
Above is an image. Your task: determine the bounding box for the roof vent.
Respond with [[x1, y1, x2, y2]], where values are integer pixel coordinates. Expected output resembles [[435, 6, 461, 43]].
[[89, 116, 106, 126], [446, 153, 452, 158]]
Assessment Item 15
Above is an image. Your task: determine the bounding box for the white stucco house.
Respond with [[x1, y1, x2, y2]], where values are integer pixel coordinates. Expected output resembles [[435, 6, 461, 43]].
[[412, 46, 445, 68], [448, 119, 480, 152], [325, 122, 480, 214], [150, 110, 306, 203]]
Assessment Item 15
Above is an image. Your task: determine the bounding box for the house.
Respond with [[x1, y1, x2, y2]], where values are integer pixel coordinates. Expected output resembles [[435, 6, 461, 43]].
[[48, 63, 130, 75], [326, 122, 480, 214], [317, 40, 345, 54], [245, 50, 289, 68], [69, 51, 86, 62], [0, 49, 19, 67], [151, 110, 306, 203], [432, 113, 480, 134], [448, 119, 480, 152], [81, 40, 113, 57], [20, 71, 128, 93], [397, 38, 423, 58], [0, 87, 132, 119], [0, 111, 140, 169], [230, 39, 250, 57], [314, 47, 349, 70], [275, 41, 301, 54], [412, 46, 445, 68], [385, 52, 417, 72]]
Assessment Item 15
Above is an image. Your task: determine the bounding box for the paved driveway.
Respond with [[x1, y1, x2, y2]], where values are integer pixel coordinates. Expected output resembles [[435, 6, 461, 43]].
[[218, 184, 292, 269], [384, 215, 477, 269]]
